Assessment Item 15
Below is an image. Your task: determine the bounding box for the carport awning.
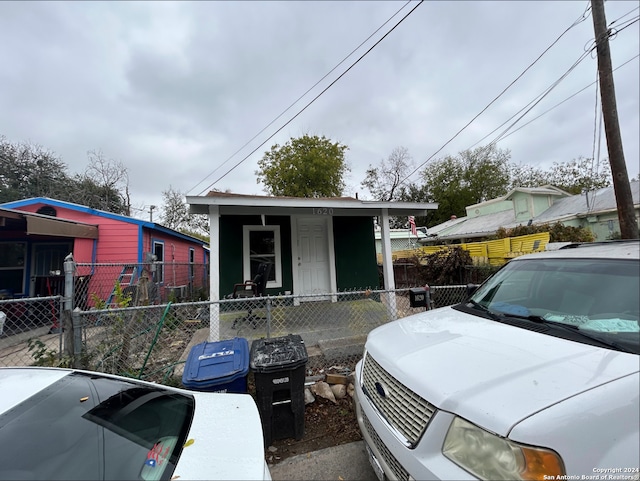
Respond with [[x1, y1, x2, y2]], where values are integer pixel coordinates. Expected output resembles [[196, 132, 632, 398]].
[[26, 215, 98, 239]]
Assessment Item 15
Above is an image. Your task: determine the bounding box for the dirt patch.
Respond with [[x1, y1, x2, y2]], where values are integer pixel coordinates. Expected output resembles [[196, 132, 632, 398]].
[[245, 366, 363, 465], [266, 393, 363, 464]]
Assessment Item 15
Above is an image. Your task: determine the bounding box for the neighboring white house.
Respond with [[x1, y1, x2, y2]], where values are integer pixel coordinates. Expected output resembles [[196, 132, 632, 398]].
[[374, 226, 428, 255]]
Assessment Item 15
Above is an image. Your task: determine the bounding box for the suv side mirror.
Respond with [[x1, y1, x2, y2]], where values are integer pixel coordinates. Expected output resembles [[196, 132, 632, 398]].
[[466, 283, 480, 298]]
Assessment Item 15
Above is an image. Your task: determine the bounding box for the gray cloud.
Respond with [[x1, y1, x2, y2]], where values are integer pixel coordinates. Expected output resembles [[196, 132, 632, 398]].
[[0, 1, 637, 215]]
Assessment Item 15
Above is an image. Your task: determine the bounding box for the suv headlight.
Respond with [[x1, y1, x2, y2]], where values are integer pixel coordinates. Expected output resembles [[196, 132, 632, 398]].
[[443, 417, 565, 480]]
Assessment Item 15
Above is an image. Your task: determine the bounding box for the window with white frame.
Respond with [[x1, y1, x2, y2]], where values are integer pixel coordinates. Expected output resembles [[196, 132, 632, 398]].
[[242, 225, 281, 288]]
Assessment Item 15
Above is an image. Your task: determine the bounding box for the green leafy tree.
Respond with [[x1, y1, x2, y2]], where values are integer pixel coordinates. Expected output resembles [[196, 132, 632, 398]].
[[256, 134, 349, 197], [509, 157, 611, 194], [508, 163, 549, 189], [546, 156, 611, 194], [420, 145, 511, 226], [0, 137, 130, 214], [397, 183, 432, 227], [0, 137, 72, 202]]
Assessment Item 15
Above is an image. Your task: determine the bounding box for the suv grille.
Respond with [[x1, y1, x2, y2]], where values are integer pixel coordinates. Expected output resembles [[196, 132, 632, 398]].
[[363, 410, 410, 481], [362, 353, 435, 447]]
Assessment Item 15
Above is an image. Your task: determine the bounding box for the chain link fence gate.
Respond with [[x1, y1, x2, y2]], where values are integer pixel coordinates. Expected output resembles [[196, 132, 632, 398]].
[[0, 296, 64, 367]]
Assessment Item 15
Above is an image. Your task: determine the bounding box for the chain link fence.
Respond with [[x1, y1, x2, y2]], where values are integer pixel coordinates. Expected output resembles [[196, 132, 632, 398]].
[[73, 262, 209, 309], [0, 296, 64, 367], [1, 285, 469, 383]]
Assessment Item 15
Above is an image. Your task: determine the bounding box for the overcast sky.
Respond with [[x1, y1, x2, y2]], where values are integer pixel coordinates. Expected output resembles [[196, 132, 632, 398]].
[[1, 1, 638, 220]]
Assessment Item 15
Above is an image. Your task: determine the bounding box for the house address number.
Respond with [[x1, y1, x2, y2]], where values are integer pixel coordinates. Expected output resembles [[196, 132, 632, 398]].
[[313, 208, 334, 215]]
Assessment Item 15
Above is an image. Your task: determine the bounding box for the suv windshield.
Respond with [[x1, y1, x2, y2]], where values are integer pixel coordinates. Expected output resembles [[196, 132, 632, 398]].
[[0, 372, 195, 481], [468, 257, 640, 354]]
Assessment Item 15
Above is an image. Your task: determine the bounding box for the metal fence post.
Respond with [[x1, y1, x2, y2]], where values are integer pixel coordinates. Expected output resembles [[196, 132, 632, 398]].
[[266, 298, 272, 339], [63, 253, 75, 361]]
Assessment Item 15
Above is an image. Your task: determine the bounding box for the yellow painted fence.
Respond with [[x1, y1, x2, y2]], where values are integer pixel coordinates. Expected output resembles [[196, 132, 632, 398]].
[[378, 232, 550, 266]]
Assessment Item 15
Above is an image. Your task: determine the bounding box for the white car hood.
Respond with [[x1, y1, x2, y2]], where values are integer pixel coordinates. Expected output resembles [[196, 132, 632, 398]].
[[173, 392, 269, 480], [366, 306, 639, 436]]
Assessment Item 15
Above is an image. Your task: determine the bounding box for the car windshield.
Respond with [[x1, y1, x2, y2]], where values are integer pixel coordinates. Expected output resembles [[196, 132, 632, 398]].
[[469, 257, 640, 354], [0, 371, 194, 481]]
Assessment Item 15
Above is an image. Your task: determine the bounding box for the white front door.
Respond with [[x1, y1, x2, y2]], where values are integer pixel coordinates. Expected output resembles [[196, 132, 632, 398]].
[[296, 217, 332, 297]]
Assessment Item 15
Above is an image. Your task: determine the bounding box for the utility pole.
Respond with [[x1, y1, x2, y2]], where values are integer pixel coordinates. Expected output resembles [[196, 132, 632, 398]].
[[590, 0, 638, 239]]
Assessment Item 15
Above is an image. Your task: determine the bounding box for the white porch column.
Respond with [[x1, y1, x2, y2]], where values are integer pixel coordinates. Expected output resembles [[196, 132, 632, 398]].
[[208, 205, 221, 341], [379, 208, 397, 320]]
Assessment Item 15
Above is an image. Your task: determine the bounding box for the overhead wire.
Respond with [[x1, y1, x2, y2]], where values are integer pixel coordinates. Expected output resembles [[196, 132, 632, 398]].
[[609, 16, 639, 37], [483, 13, 638, 148], [192, 0, 423, 195], [588, 74, 605, 213], [494, 54, 638, 142], [587, 52, 602, 212], [466, 44, 595, 150], [608, 6, 639, 26], [397, 0, 593, 186], [483, 48, 594, 149], [187, 0, 415, 196]]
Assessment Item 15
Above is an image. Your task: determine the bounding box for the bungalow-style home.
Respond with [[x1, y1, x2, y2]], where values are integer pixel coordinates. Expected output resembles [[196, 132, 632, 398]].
[[423, 181, 640, 243], [186, 192, 437, 337], [0, 198, 209, 304]]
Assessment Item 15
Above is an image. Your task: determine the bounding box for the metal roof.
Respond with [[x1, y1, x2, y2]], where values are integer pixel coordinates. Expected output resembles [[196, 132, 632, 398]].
[[424, 182, 639, 241], [532, 181, 640, 224]]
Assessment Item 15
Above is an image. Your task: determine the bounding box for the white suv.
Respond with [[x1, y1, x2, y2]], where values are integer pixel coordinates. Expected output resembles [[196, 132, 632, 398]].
[[355, 240, 639, 481]]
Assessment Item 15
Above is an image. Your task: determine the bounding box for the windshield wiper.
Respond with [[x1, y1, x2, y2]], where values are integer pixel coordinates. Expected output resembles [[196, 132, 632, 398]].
[[499, 313, 635, 353], [467, 300, 505, 321]]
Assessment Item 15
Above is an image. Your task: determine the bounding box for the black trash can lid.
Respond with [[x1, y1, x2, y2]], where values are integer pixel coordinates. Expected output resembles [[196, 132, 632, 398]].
[[250, 334, 308, 372]]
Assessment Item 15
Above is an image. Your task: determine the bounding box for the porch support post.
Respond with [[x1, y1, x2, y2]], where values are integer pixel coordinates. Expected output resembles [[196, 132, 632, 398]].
[[379, 208, 397, 320], [208, 205, 221, 341]]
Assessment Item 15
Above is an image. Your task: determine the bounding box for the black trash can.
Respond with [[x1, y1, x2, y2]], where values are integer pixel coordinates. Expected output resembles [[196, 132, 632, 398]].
[[250, 334, 308, 446]]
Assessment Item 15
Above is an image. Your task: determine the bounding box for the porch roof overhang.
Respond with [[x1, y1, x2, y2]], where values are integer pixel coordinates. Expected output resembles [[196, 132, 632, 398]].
[[0, 207, 99, 239], [186, 192, 438, 217]]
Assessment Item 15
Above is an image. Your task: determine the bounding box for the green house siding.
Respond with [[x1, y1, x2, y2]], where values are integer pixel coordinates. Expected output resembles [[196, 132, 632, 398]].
[[218, 215, 292, 297], [219, 215, 379, 297], [333, 216, 380, 290]]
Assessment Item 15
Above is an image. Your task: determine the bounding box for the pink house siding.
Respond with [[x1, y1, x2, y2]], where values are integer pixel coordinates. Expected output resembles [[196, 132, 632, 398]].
[[16, 202, 141, 262], [94, 221, 139, 262], [73, 238, 96, 263], [1, 198, 208, 303]]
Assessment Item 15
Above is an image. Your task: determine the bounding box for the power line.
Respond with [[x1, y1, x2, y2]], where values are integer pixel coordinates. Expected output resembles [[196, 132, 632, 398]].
[[463, 14, 638, 149], [608, 6, 639, 26], [191, 1, 423, 196], [397, 2, 593, 186], [483, 48, 594, 148], [187, 1, 415, 196], [495, 55, 638, 141]]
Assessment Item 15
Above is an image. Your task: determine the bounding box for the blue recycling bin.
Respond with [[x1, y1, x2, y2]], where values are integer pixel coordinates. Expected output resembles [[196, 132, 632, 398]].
[[182, 337, 249, 393]]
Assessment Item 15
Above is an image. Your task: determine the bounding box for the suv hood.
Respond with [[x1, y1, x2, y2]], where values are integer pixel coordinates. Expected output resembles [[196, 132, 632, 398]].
[[173, 392, 269, 480], [365, 306, 639, 436]]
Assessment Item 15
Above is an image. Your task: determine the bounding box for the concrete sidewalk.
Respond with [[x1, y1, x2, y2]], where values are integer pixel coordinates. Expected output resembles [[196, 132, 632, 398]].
[[268, 441, 377, 481]]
